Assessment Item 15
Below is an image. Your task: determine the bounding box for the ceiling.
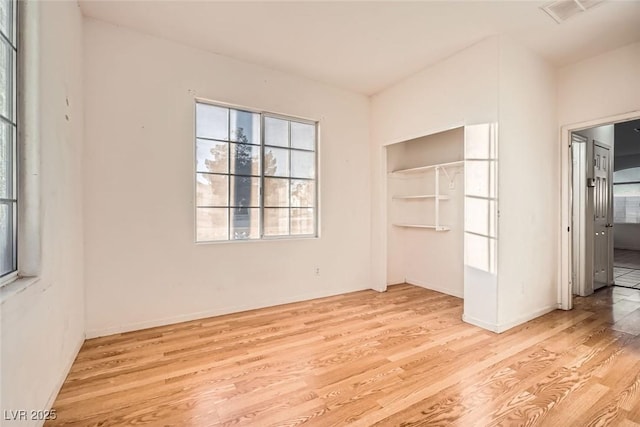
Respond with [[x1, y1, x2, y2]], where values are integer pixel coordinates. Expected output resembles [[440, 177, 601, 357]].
[[615, 119, 640, 157], [614, 119, 640, 172], [79, 0, 640, 95]]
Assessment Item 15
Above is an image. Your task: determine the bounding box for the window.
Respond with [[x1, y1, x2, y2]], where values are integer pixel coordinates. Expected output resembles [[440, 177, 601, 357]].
[[195, 101, 317, 242], [0, 0, 17, 279], [464, 123, 498, 274], [614, 167, 640, 224]]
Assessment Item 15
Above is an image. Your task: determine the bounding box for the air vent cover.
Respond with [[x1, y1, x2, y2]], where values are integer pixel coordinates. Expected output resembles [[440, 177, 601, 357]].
[[541, 0, 605, 23]]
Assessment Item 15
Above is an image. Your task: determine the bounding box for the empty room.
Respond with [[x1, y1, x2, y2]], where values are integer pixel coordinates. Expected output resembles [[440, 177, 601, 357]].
[[2, 0, 640, 426]]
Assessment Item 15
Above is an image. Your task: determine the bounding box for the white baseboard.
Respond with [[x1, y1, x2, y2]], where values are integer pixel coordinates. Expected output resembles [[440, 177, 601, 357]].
[[405, 277, 464, 299], [386, 276, 405, 287], [495, 305, 557, 333], [462, 313, 499, 332], [463, 304, 557, 334], [86, 286, 370, 338], [45, 333, 85, 411]]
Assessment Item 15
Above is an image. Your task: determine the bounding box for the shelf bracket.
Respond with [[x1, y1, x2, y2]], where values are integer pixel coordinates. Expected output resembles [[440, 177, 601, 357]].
[[438, 164, 463, 187], [440, 166, 451, 182]]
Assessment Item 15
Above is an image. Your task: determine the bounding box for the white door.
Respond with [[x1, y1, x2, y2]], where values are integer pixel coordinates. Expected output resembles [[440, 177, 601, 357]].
[[593, 143, 612, 289]]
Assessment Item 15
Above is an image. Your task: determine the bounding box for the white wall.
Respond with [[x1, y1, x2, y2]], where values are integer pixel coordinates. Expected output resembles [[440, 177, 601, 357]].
[[614, 225, 640, 251], [575, 125, 615, 147], [558, 41, 640, 127], [371, 38, 500, 145], [372, 35, 561, 333], [83, 19, 372, 337], [496, 38, 558, 329], [370, 37, 500, 297], [0, 1, 85, 425], [386, 128, 464, 297], [558, 45, 640, 307]]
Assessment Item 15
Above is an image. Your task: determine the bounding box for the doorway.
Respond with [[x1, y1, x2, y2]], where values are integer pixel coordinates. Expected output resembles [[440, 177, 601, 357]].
[[571, 125, 614, 296], [611, 119, 640, 289], [567, 116, 640, 300]]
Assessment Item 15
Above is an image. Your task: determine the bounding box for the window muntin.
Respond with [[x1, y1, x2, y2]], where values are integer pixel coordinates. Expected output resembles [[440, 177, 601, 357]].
[[0, 0, 16, 278], [195, 102, 317, 242]]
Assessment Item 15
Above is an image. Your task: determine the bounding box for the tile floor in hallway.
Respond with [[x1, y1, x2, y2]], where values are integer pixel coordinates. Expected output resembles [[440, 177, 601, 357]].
[[614, 249, 640, 288]]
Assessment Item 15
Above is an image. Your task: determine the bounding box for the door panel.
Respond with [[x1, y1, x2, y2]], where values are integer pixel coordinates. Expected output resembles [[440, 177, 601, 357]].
[[593, 143, 611, 289]]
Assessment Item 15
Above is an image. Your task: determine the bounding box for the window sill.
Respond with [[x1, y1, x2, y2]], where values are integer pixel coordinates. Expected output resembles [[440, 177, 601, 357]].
[[0, 275, 40, 304], [195, 235, 320, 245]]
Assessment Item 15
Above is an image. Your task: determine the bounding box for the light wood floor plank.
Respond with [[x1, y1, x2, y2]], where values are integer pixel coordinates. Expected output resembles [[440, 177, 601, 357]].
[[47, 284, 640, 426]]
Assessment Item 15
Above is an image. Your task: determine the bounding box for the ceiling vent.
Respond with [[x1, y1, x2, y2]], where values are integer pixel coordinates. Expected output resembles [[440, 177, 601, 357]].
[[541, 0, 605, 24]]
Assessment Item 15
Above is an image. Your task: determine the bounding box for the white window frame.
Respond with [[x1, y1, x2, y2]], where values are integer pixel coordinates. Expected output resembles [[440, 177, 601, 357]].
[[0, 0, 18, 284], [1, 0, 40, 293], [194, 99, 319, 243]]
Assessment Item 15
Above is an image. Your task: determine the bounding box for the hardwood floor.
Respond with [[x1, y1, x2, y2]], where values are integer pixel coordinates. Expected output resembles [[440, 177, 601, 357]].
[[47, 284, 640, 427]]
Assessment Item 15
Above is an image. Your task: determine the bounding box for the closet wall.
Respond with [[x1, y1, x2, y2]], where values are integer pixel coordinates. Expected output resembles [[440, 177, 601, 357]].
[[386, 128, 464, 297], [373, 36, 557, 332]]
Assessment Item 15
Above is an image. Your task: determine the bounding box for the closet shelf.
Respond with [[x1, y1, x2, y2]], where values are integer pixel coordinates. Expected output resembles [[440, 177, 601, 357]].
[[390, 159, 462, 232], [390, 160, 464, 175], [392, 195, 450, 200], [393, 224, 451, 231]]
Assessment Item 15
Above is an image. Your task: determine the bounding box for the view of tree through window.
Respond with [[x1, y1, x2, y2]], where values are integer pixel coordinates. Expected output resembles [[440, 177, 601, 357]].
[[195, 102, 317, 242], [0, 0, 17, 279]]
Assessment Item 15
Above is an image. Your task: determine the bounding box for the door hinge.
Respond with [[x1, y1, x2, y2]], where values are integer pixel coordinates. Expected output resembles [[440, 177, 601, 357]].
[[568, 226, 571, 232]]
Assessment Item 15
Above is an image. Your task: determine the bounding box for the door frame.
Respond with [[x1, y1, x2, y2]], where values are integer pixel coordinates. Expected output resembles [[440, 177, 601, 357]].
[[560, 110, 640, 310]]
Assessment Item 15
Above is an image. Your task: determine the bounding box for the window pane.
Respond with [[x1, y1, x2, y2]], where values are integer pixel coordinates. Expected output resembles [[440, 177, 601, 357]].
[[0, 0, 12, 43], [291, 208, 314, 235], [465, 160, 496, 199], [291, 179, 315, 207], [264, 117, 288, 147], [196, 139, 228, 174], [196, 173, 228, 207], [291, 150, 315, 179], [264, 208, 289, 236], [0, 39, 13, 121], [196, 208, 228, 241], [230, 143, 260, 176], [264, 178, 289, 207], [291, 122, 315, 150], [264, 147, 290, 177], [465, 197, 497, 237], [0, 121, 11, 198], [230, 110, 260, 145], [231, 207, 260, 240], [196, 103, 228, 140], [0, 201, 15, 276], [230, 176, 260, 207], [465, 123, 495, 159], [465, 232, 492, 273]]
